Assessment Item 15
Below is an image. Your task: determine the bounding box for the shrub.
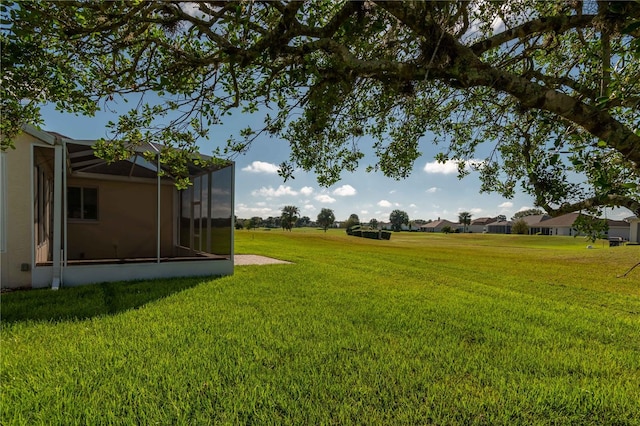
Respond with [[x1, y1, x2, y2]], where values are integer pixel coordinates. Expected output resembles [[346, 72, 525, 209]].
[[347, 226, 390, 241], [512, 219, 529, 235], [346, 225, 361, 235]]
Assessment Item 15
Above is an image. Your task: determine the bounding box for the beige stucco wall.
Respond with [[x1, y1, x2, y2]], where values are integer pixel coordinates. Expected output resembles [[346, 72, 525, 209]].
[[1, 133, 46, 288], [66, 177, 175, 260]]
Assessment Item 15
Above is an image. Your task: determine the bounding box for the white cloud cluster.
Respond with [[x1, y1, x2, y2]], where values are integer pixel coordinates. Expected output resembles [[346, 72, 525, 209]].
[[378, 200, 392, 208], [498, 202, 513, 209], [426, 187, 440, 194], [423, 159, 484, 175], [242, 161, 279, 174], [252, 185, 298, 198], [300, 186, 314, 196], [424, 161, 458, 175], [332, 184, 357, 196], [315, 194, 337, 204], [235, 203, 279, 217]]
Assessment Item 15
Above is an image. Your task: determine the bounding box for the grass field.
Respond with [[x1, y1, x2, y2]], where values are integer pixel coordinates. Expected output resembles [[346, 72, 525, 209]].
[[2, 230, 639, 424]]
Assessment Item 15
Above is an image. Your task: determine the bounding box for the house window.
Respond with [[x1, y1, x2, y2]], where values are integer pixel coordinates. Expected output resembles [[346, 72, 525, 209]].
[[68, 187, 98, 220]]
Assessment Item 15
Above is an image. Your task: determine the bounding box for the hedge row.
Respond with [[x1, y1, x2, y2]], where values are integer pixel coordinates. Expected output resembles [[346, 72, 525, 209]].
[[346, 226, 391, 240]]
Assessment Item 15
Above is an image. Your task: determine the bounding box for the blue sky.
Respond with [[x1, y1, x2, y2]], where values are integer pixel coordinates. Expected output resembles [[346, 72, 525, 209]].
[[39, 103, 580, 224]]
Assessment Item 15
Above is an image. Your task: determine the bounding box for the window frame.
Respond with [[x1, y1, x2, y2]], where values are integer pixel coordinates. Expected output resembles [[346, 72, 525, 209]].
[[67, 186, 99, 221]]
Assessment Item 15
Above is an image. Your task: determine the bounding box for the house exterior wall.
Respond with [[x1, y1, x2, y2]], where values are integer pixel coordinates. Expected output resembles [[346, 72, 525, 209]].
[[401, 223, 420, 231], [629, 219, 640, 243], [607, 226, 630, 240], [66, 177, 175, 260], [468, 224, 486, 233], [553, 227, 574, 236], [1, 133, 39, 288]]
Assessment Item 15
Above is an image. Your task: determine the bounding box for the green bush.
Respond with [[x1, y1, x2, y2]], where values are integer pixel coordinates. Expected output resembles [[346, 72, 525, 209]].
[[346, 225, 361, 236], [362, 230, 380, 239], [512, 219, 529, 235], [346, 226, 390, 241]]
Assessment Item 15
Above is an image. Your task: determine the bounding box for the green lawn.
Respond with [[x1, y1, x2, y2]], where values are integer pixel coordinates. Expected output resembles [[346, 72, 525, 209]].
[[2, 230, 639, 425]]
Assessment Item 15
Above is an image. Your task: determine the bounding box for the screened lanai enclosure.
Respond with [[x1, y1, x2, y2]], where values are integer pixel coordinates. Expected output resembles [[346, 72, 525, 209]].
[[179, 166, 233, 258], [26, 128, 234, 288]]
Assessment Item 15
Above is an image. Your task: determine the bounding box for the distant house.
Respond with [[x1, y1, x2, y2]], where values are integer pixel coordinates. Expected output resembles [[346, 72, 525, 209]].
[[404, 222, 422, 231], [420, 219, 460, 233], [379, 222, 420, 231], [468, 217, 497, 233], [1, 125, 235, 290], [606, 219, 632, 240], [536, 213, 581, 236], [487, 221, 513, 234], [519, 214, 552, 235], [534, 212, 631, 240]]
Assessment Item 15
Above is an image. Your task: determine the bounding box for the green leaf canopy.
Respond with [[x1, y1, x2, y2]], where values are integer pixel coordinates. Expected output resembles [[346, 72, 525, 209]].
[[2, 1, 639, 217]]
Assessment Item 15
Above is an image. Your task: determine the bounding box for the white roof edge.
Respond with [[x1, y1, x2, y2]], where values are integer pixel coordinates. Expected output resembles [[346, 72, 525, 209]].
[[21, 125, 219, 162], [21, 124, 56, 145]]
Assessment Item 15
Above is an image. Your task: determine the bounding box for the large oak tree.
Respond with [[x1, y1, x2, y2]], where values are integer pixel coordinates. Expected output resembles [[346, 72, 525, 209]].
[[2, 1, 639, 216]]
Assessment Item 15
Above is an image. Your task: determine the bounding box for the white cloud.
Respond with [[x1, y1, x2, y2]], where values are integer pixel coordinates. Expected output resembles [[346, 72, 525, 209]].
[[300, 186, 314, 196], [498, 202, 513, 208], [517, 205, 534, 212], [492, 16, 506, 34], [423, 159, 484, 175], [360, 210, 369, 215], [236, 203, 279, 217], [409, 204, 417, 208], [389, 190, 397, 194], [426, 187, 440, 194], [424, 160, 459, 175], [456, 207, 483, 215], [315, 194, 336, 204], [333, 184, 357, 197], [251, 185, 298, 198], [242, 161, 279, 174], [179, 2, 204, 17], [378, 200, 392, 208], [303, 204, 316, 211]]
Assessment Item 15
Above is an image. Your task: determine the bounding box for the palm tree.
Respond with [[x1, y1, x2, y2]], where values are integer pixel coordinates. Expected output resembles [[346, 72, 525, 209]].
[[458, 211, 472, 233], [281, 205, 299, 231]]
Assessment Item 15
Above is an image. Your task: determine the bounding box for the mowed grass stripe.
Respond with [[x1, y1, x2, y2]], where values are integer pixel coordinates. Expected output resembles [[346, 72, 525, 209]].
[[1, 230, 639, 424]]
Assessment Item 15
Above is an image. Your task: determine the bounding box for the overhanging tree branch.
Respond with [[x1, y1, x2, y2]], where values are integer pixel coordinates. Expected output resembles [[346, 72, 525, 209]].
[[470, 14, 597, 55]]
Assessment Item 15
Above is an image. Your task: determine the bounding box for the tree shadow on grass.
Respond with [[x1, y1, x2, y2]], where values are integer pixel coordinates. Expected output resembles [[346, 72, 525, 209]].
[[0, 276, 216, 324]]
